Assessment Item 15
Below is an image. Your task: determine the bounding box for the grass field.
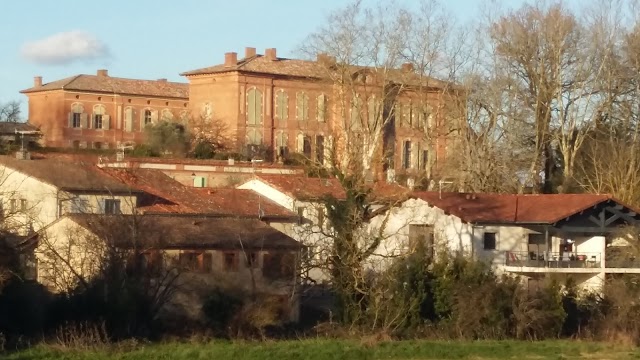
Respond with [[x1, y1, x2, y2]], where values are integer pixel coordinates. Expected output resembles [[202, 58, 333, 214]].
[[4, 339, 639, 360]]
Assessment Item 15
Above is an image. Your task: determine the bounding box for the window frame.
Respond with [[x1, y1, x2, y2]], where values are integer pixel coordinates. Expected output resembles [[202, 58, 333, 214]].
[[483, 232, 497, 250], [223, 251, 239, 272], [103, 199, 121, 215]]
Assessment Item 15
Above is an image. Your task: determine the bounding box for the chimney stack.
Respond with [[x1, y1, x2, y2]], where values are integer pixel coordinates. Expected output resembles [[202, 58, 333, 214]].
[[33, 76, 42, 87], [224, 52, 238, 67], [401, 63, 414, 72], [265, 48, 277, 61], [97, 69, 109, 77], [245, 47, 257, 58]]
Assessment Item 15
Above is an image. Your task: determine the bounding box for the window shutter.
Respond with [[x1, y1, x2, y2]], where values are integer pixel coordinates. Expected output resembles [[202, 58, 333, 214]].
[[80, 113, 88, 129], [302, 93, 308, 120], [151, 110, 158, 124], [102, 115, 110, 130], [324, 136, 333, 165], [124, 108, 133, 132], [248, 90, 256, 124], [317, 95, 326, 122], [411, 142, 419, 169], [68, 112, 72, 128], [296, 134, 304, 153], [99, 199, 106, 214], [275, 92, 280, 120], [296, 93, 304, 120]]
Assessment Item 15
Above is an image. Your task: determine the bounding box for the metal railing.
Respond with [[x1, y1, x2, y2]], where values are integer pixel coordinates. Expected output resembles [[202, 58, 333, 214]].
[[505, 251, 602, 269]]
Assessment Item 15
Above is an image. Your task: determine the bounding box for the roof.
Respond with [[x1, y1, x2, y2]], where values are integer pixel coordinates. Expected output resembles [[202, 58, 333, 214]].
[[20, 74, 188, 99], [251, 174, 346, 201], [0, 155, 134, 193], [101, 168, 296, 218], [0, 122, 40, 134], [181, 54, 448, 89], [413, 192, 630, 224], [67, 214, 301, 250]]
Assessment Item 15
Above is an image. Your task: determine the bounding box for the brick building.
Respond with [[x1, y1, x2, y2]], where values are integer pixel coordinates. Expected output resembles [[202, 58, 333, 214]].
[[20, 70, 189, 149], [181, 47, 461, 178]]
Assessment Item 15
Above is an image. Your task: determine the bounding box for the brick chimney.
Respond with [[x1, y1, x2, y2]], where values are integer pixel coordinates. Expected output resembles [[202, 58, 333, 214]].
[[224, 52, 238, 67], [401, 62, 414, 72], [265, 48, 277, 61], [97, 69, 109, 77], [245, 47, 257, 58], [33, 76, 42, 87]]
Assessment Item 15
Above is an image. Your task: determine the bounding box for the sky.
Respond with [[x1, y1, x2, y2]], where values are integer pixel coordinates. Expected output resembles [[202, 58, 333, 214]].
[[0, 0, 529, 117]]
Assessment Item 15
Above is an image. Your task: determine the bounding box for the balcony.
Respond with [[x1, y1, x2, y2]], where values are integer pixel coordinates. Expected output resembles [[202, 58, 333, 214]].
[[505, 251, 602, 270]]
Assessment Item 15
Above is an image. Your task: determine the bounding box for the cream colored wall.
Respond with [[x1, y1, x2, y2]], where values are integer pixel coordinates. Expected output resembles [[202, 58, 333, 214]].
[[58, 192, 137, 215], [0, 165, 59, 233], [36, 217, 105, 292]]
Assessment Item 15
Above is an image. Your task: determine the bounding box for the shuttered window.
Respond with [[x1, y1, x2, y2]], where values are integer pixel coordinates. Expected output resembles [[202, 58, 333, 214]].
[[317, 94, 326, 122], [296, 92, 309, 121], [247, 88, 263, 125], [275, 90, 288, 121]]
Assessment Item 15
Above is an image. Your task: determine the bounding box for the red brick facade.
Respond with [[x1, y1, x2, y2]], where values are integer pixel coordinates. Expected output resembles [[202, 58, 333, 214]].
[[21, 70, 189, 149], [182, 47, 458, 178]]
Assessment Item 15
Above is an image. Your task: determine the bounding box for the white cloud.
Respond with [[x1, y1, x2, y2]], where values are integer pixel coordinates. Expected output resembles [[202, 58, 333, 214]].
[[20, 31, 110, 65]]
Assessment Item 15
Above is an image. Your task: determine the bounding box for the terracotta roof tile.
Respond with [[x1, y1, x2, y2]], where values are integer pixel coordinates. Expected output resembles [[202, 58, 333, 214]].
[[101, 168, 295, 218], [253, 175, 346, 200], [0, 156, 134, 192], [68, 214, 301, 250], [413, 192, 627, 224], [181, 55, 448, 88], [20, 74, 188, 99]]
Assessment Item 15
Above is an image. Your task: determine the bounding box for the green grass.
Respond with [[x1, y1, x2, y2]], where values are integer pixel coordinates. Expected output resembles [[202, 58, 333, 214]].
[[4, 339, 639, 360]]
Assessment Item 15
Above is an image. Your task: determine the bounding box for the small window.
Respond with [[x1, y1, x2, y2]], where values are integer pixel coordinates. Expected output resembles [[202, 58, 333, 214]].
[[246, 252, 259, 268], [297, 207, 305, 225], [178, 251, 210, 273], [483, 232, 497, 250], [224, 252, 238, 272], [317, 207, 325, 227], [9, 199, 16, 212], [20, 199, 27, 211], [103, 199, 121, 215], [93, 114, 103, 129], [72, 140, 80, 149], [93, 142, 102, 150]]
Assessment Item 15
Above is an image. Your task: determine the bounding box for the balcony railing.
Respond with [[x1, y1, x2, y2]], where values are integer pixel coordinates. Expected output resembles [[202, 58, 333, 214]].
[[505, 251, 602, 269]]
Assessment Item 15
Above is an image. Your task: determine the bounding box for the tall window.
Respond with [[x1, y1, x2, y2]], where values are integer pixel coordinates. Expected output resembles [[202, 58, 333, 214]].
[[93, 104, 107, 129], [224, 252, 239, 272], [367, 97, 378, 129], [296, 92, 309, 121], [275, 90, 288, 121], [421, 150, 429, 170], [124, 107, 134, 132], [103, 199, 121, 215], [315, 135, 325, 164], [317, 94, 327, 122], [276, 132, 288, 158], [350, 96, 362, 130], [247, 88, 263, 125], [303, 135, 312, 158], [144, 110, 153, 125], [402, 140, 411, 169], [69, 103, 84, 128]]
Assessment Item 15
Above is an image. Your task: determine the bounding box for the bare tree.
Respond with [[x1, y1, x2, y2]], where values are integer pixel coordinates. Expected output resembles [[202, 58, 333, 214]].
[[0, 101, 21, 123]]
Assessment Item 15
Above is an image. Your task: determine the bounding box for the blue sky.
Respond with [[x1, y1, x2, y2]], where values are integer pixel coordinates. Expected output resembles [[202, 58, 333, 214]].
[[0, 0, 525, 116]]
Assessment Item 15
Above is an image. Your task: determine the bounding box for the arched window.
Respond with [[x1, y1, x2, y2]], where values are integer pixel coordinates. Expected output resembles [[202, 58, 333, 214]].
[[68, 103, 85, 128], [92, 104, 109, 129], [276, 132, 289, 158], [142, 108, 157, 128], [247, 88, 263, 125], [275, 90, 288, 121]]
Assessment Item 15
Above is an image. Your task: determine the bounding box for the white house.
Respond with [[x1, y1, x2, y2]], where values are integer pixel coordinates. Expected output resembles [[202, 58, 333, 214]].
[[370, 191, 640, 293]]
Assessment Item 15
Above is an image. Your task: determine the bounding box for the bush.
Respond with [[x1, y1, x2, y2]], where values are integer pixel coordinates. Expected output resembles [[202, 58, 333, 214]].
[[191, 141, 216, 159], [131, 144, 159, 157], [202, 288, 243, 335]]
